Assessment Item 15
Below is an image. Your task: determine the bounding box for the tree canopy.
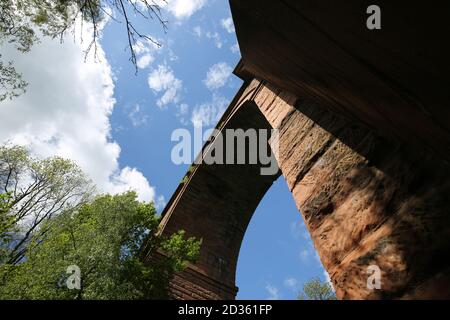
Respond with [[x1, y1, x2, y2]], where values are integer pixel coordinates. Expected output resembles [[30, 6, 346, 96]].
[[0, 144, 94, 265], [0, 0, 168, 101], [298, 277, 337, 300], [0, 144, 201, 299]]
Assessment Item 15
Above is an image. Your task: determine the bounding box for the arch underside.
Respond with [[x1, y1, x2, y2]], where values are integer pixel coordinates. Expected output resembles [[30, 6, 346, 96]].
[[148, 0, 450, 300], [153, 79, 450, 300], [156, 82, 281, 299]]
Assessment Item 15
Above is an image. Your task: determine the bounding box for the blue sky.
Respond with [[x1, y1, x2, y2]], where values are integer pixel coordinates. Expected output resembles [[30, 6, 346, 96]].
[[0, 0, 328, 299]]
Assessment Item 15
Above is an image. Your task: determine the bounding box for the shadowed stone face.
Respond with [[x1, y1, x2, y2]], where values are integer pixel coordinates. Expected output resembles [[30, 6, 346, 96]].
[[151, 79, 450, 300], [154, 83, 281, 299], [146, 0, 450, 300]]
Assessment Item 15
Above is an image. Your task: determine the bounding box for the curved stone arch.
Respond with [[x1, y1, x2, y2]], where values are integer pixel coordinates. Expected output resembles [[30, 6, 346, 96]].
[[149, 77, 450, 300], [156, 80, 282, 299], [146, 0, 450, 299]]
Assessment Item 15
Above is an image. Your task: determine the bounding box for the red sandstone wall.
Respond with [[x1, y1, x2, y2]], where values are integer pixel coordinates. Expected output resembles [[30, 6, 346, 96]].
[[155, 79, 450, 299], [255, 83, 450, 299]]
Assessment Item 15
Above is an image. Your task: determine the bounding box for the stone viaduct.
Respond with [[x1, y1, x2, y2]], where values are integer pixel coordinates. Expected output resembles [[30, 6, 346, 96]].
[[145, 1, 450, 299]]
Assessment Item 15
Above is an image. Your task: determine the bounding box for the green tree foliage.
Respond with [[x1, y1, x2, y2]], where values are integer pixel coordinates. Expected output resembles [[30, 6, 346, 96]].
[[298, 277, 337, 300], [0, 144, 93, 265], [0, 144, 201, 299], [0, 0, 168, 101], [0, 57, 27, 102], [0, 192, 200, 299], [0, 192, 14, 259]]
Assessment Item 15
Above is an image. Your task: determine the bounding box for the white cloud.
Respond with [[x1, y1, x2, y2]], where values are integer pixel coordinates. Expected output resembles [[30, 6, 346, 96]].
[[0, 26, 156, 203], [230, 44, 240, 56], [265, 284, 281, 300], [221, 17, 235, 33], [193, 26, 202, 37], [230, 43, 240, 54], [203, 62, 233, 90], [290, 220, 310, 240], [176, 103, 190, 125], [168, 48, 179, 62], [178, 103, 189, 115], [108, 167, 155, 202], [133, 38, 159, 69], [148, 64, 183, 108], [315, 251, 323, 266], [191, 94, 229, 128], [128, 104, 149, 127], [300, 249, 311, 263], [154, 195, 167, 211], [192, 26, 224, 49], [137, 54, 154, 69], [206, 31, 223, 49], [283, 277, 299, 291], [324, 271, 334, 291], [290, 221, 302, 239], [133, 38, 158, 55], [160, 0, 207, 19]]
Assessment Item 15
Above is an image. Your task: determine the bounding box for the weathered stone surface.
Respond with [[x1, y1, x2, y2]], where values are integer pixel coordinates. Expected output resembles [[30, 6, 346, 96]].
[[255, 84, 450, 299], [231, 0, 450, 162], [229, 0, 450, 298], [146, 0, 450, 300], [151, 81, 281, 299], [150, 78, 450, 299]]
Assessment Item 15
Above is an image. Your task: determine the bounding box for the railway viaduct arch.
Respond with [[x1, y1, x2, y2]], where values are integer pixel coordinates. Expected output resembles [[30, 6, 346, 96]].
[[145, 0, 450, 299]]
